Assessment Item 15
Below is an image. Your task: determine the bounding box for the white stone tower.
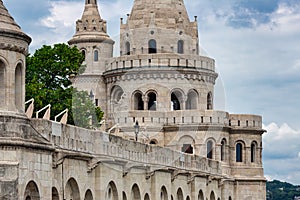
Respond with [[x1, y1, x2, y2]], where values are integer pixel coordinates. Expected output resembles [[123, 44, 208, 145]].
[[68, 0, 114, 113], [0, 0, 31, 113]]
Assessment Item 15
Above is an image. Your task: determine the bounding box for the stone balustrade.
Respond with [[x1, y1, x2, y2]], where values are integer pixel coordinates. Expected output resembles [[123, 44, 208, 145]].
[[112, 110, 262, 129], [105, 53, 215, 73], [30, 118, 221, 175]]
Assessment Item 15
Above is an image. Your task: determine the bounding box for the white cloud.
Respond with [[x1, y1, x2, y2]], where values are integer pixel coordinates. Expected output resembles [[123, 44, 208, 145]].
[[263, 123, 300, 184]]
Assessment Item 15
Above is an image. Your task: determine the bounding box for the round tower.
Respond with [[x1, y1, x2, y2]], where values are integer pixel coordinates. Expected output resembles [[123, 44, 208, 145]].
[[68, 0, 114, 74], [104, 0, 218, 147], [0, 0, 31, 113]]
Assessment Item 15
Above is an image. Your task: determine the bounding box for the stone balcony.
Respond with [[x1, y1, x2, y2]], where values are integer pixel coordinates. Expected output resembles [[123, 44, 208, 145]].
[[104, 53, 215, 73]]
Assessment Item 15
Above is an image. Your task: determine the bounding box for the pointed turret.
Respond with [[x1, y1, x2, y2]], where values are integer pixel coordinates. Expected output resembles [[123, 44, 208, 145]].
[[68, 0, 114, 74], [0, 0, 31, 113], [120, 0, 199, 56]]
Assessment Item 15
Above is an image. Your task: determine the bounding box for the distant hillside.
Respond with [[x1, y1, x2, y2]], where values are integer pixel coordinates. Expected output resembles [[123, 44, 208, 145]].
[[267, 180, 300, 200]]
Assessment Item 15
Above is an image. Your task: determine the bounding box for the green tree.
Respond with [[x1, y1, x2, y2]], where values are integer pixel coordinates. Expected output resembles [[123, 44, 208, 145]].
[[26, 43, 103, 128]]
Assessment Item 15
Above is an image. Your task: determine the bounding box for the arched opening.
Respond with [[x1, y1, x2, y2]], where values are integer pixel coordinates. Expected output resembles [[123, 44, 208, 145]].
[[236, 142, 243, 162], [133, 92, 144, 110], [198, 190, 204, 200], [150, 139, 158, 145], [186, 196, 190, 200], [0, 60, 6, 108], [106, 181, 118, 200], [207, 140, 214, 159], [131, 184, 141, 200], [251, 141, 257, 163], [144, 193, 150, 200], [186, 90, 198, 110], [229, 196, 232, 200], [177, 40, 184, 54], [125, 42, 131, 55], [161, 186, 168, 200], [24, 181, 40, 200], [81, 49, 86, 60], [221, 139, 226, 161], [148, 39, 157, 54], [182, 144, 193, 154], [177, 188, 183, 200], [84, 189, 93, 200], [207, 92, 213, 110], [210, 191, 215, 200], [65, 178, 80, 200], [111, 85, 124, 104], [147, 92, 157, 111], [52, 187, 59, 200], [94, 50, 99, 61], [171, 90, 184, 111], [15, 63, 23, 110], [123, 192, 127, 200]]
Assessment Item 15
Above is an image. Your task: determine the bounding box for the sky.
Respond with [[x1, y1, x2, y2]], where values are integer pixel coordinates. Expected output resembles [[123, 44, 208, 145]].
[[3, 0, 300, 185]]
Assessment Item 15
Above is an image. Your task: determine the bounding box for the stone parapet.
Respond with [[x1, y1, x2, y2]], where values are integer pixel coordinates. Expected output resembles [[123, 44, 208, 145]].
[[229, 114, 263, 129], [105, 53, 215, 72], [30, 118, 222, 176]]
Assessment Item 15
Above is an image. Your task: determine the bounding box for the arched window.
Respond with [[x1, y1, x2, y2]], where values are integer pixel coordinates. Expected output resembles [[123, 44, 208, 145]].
[[150, 139, 158, 145], [111, 85, 124, 104], [148, 39, 157, 54], [65, 178, 80, 200], [133, 92, 144, 110], [186, 90, 198, 110], [24, 181, 40, 200], [210, 191, 215, 200], [0, 60, 6, 108], [236, 143, 243, 162], [52, 187, 59, 200], [106, 181, 118, 200], [131, 184, 141, 200], [171, 90, 184, 111], [123, 192, 127, 200], [198, 190, 204, 200], [207, 140, 213, 159], [251, 142, 256, 163], [207, 92, 213, 110], [229, 197, 232, 200], [84, 189, 93, 200], [81, 50, 86, 60], [182, 144, 193, 154], [178, 40, 184, 54], [15, 63, 22, 110], [147, 92, 157, 111], [94, 50, 99, 61], [125, 42, 131, 55], [177, 188, 184, 200], [161, 186, 168, 200], [221, 139, 226, 161], [144, 193, 150, 200]]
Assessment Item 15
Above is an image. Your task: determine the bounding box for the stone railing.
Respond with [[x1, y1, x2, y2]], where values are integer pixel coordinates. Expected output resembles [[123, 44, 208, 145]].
[[30, 119, 221, 175], [111, 110, 262, 129], [105, 54, 215, 73]]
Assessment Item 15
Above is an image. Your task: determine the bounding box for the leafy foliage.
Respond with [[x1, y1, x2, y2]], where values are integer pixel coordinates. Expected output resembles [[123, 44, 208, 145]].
[[267, 180, 300, 200], [26, 43, 103, 128]]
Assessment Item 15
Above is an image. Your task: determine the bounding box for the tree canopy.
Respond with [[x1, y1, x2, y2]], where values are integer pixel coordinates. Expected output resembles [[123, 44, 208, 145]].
[[26, 43, 103, 129]]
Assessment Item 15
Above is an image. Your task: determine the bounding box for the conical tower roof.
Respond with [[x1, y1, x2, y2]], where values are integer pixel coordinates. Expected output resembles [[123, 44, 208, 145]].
[[68, 0, 113, 45], [0, 0, 31, 44]]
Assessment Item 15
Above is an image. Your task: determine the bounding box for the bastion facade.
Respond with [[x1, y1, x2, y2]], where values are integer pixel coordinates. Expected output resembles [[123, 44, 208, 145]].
[[0, 0, 266, 199]]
